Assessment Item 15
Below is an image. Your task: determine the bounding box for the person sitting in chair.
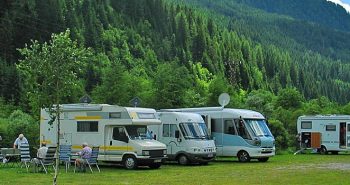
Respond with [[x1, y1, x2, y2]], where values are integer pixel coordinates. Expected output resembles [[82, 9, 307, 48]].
[[75, 142, 92, 172], [31, 142, 48, 172]]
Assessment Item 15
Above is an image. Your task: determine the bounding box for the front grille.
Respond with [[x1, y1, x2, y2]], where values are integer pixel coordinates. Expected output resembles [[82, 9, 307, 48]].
[[149, 150, 164, 157]]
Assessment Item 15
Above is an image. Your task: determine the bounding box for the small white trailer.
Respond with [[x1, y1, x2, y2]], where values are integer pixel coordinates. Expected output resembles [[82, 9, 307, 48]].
[[40, 104, 167, 169], [148, 112, 216, 165], [297, 115, 350, 154]]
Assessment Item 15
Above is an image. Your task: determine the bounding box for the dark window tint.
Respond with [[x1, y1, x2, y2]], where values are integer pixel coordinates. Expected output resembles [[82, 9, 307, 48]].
[[301, 121, 312, 129], [77, 121, 98, 132], [112, 127, 127, 141], [109, 112, 121, 119], [224, 120, 236, 135], [326, 125, 336, 131]]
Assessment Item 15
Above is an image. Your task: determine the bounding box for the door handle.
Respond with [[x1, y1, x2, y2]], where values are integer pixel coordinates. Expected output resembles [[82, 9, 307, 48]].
[[110, 141, 112, 146]]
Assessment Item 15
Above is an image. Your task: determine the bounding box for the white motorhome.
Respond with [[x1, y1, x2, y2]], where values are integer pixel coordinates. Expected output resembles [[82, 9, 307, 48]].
[[163, 107, 275, 162], [148, 112, 216, 165], [297, 115, 350, 154], [40, 104, 167, 169]]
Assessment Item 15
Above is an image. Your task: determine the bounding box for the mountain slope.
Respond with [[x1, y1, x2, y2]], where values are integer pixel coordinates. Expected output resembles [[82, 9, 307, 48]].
[[238, 0, 350, 32], [178, 0, 350, 62]]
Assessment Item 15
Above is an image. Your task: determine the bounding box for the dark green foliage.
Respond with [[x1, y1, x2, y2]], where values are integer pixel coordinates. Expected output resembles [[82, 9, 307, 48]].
[[0, 0, 350, 151], [276, 88, 304, 110]]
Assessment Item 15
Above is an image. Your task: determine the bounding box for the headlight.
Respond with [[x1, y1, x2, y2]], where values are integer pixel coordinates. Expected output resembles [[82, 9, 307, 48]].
[[254, 138, 261, 146], [163, 149, 167, 155], [142, 150, 150, 156]]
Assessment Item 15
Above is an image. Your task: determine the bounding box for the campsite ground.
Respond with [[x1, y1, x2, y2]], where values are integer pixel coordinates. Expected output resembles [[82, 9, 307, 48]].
[[0, 154, 349, 185]]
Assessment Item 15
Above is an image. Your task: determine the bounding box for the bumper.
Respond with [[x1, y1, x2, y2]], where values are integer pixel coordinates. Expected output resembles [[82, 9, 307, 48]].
[[136, 156, 167, 165], [186, 152, 216, 163], [250, 147, 275, 158]]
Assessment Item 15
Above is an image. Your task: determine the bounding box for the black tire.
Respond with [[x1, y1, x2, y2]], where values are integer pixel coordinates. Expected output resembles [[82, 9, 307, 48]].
[[258, 157, 269, 162], [237, 151, 251, 162], [149, 163, 161, 169], [178, 155, 189, 165], [319, 146, 327, 155], [124, 156, 137, 170]]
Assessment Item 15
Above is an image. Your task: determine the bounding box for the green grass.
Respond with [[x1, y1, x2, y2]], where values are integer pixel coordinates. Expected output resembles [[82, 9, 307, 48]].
[[0, 154, 350, 185]]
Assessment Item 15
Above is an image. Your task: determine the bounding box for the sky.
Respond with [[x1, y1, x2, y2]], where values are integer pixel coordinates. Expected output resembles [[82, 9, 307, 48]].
[[328, 0, 350, 13]]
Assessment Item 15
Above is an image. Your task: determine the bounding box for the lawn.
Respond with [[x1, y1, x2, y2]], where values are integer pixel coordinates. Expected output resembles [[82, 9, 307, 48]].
[[0, 154, 349, 185]]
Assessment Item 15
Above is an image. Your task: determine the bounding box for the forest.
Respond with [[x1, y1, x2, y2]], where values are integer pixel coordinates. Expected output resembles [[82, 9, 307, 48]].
[[1, 0, 350, 152]]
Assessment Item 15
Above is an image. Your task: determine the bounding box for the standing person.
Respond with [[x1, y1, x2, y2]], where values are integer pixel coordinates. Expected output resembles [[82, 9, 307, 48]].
[[75, 142, 92, 172], [13, 134, 28, 149]]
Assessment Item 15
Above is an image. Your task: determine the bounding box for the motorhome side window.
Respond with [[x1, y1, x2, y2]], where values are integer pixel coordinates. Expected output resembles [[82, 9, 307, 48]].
[[113, 127, 127, 141], [301, 121, 312, 129], [224, 120, 236, 135], [163, 124, 177, 137], [109, 112, 121, 119], [211, 119, 223, 132], [77, 121, 98, 132], [326, 125, 336, 131], [234, 119, 251, 140]]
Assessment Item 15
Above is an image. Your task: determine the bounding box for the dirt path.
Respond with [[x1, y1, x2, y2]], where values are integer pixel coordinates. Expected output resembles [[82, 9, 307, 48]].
[[276, 163, 350, 171]]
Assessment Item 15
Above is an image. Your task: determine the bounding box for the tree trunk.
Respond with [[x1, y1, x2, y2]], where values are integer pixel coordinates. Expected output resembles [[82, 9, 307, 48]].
[[53, 104, 60, 185]]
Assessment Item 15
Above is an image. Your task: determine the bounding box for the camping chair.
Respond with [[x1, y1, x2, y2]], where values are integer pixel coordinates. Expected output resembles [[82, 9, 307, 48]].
[[59, 145, 72, 173], [74, 146, 100, 173], [86, 146, 100, 173], [39, 146, 57, 174], [19, 143, 31, 172]]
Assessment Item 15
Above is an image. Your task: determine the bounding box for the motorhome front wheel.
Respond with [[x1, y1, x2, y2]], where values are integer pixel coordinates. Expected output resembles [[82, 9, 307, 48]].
[[124, 156, 137, 169]]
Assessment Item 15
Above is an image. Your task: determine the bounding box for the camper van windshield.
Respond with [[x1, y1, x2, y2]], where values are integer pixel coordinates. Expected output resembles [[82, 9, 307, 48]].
[[244, 119, 272, 137], [179, 123, 208, 139], [125, 125, 151, 140]]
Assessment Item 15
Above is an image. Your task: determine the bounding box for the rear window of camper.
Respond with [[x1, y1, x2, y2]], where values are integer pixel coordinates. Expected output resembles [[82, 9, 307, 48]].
[[326, 125, 336, 131], [301, 121, 312, 129], [77, 121, 98, 132], [137, 113, 156, 119]]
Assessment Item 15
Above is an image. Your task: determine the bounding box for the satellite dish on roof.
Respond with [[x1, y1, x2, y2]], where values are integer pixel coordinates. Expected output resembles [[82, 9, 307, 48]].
[[130, 97, 142, 107], [80, 95, 92, 104], [218, 93, 230, 107]]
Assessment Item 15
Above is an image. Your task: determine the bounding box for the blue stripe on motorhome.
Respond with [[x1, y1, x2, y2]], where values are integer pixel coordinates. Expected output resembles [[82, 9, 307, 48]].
[[213, 132, 274, 148], [212, 132, 254, 148]]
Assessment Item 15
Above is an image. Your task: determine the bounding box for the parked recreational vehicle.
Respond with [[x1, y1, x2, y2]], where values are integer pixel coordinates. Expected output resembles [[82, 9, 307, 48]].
[[297, 115, 350, 154], [148, 112, 216, 165], [40, 104, 167, 169], [163, 107, 275, 162]]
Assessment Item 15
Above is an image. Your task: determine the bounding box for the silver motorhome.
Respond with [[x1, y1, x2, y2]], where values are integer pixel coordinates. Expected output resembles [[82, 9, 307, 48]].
[[40, 104, 167, 169], [297, 115, 350, 154], [149, 112, 216, 165]]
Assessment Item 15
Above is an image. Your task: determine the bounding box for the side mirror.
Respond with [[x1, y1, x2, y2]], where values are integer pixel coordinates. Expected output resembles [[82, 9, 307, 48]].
[[175, 130, 180, 139]]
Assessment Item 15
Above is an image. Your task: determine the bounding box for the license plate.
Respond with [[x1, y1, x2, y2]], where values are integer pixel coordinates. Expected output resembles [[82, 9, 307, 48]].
[[208, 153, 213, 157], [154, 159, 162, 163]]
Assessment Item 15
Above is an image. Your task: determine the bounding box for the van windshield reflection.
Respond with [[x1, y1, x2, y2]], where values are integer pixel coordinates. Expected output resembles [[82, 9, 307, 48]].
[[125, 125, 152, 140], [244, 119, 272, 137], [179, 123, 209, 139]]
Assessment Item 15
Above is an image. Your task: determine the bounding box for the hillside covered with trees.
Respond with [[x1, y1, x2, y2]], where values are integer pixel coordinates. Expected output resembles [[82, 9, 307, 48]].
[[1, 0, 350, 150]]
